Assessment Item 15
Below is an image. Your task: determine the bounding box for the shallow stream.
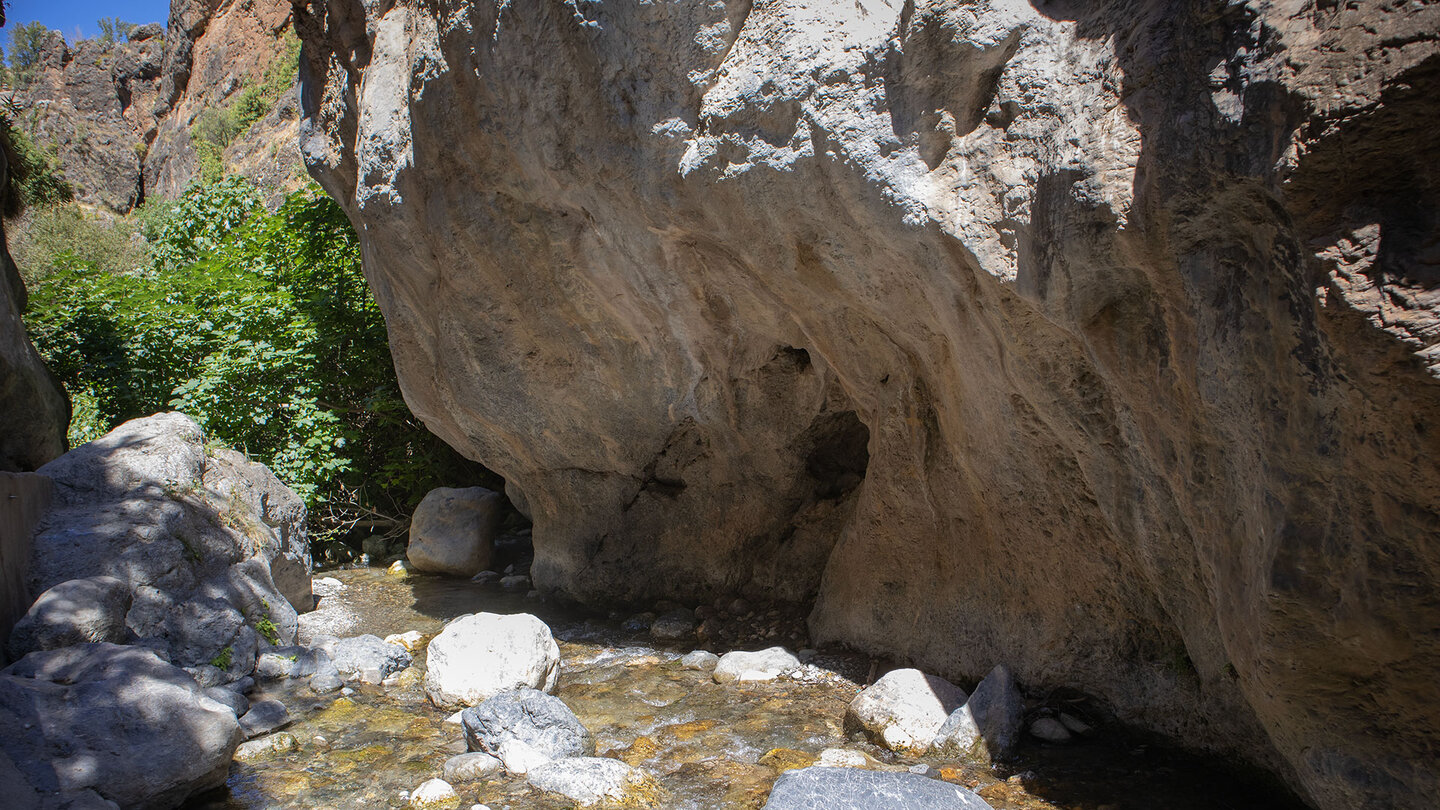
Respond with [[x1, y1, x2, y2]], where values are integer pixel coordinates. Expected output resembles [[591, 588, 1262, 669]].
[[184, 568, 1305, 810]]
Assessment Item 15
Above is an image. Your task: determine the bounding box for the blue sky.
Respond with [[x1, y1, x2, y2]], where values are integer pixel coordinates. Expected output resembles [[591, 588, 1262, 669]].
[[5, 1, 170, 44]]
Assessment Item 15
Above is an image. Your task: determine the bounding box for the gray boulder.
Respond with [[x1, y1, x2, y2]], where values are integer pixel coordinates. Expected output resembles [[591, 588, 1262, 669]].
[[526, 757, 648, 806], [239, 699, 291, 738], [28, 414, 309, 680], [762, 766, 993, 810], [406, 487, 504, 577], [462, 688, 593, 772], [6, 576, 131, 660], [681, 650, 719, 671], [0, 643, 243, 809], [320, 634, 411, 682], [932, 664, 1025, 762]]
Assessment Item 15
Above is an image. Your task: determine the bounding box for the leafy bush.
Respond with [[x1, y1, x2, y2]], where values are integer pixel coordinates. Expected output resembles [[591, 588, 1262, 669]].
[[1, 121, 73, 215], [25, 179, 493, 540], [188, 31, 301, 184]]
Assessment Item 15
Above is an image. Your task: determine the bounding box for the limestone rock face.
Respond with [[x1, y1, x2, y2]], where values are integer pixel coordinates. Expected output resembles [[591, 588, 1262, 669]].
[[13, 0, 303, 210], [295, 2, 1440, 807]]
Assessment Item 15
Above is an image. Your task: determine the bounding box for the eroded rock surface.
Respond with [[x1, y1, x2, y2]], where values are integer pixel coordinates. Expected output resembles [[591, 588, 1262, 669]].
[[30, 412, 311, 681], [295, 1, 1440, 807]]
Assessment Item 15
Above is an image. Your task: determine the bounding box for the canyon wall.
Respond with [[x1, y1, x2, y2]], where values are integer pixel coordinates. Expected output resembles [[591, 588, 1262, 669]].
[[13, 0, 302, 210], [293, 2, 1440, 808]]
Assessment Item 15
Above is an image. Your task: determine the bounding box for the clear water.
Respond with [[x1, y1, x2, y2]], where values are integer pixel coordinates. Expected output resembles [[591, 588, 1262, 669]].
[[184, 568, 1307, 810]]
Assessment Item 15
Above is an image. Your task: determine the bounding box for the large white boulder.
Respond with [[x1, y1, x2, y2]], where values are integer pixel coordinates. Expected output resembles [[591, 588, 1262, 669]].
[[406, 487, 504, 577], [424, 612, 560, 709], [712, 646, 802, 683], [845, 668, 967, 754]]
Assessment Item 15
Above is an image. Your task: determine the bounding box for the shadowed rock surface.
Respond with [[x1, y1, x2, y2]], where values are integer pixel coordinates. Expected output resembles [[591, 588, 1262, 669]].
[[293, 1, 1440, 808], [30, 413, 311, 681]]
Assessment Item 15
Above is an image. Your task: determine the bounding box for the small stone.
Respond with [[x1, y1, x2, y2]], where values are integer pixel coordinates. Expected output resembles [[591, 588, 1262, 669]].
[[388, 560, 413, 577], [499, 574, 530, 592], [471, 570, 502, 585], [444, 751, 503, 782], [444, 710, 467, 725], [727, 597, 751, 616], [312, 735, 330, 749], [341, 686, 356, 696], [310, 672, 344, 693], [384, 631, 426, 652], [622, 612, 656, 633], [1029, 717, 1072, 742], [409, 777, 460, 810], [680, 650, 720, 671], [234, 732, 298, 762], [909, 764, 934, 776], [203, 686, 248, 717], [846, 668, 967, 754]]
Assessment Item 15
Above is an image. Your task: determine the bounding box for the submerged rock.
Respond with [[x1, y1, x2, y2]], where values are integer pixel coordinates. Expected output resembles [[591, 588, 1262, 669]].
[[406, 487, 505, 577], [525, 757, 652, 807], [846, 669, 967, 755], [424, 613, 561, 708], [762, 766, 992, 810], [681, 650, 719, 671], [0, 643, 242, 808], [443, 751, 503, 782], [409, 778, 460, 810]]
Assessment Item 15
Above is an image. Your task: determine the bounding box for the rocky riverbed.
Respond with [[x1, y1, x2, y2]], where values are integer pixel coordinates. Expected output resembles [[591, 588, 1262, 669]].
[[185, 567, 1308, 810]]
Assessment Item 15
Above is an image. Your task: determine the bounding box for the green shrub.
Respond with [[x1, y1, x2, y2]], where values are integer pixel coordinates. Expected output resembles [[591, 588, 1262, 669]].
[[26, 179, 492, 539], [1, 123, 73, 215], [8, 21, 49, 84]]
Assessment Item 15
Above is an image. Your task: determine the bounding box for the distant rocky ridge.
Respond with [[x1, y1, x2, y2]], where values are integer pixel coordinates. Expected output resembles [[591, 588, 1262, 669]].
[[9, 0, 302, 210]]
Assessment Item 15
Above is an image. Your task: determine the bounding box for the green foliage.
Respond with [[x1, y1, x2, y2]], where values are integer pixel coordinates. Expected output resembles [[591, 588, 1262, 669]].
[[8, 21, 49, 82], [210, 646, 233, 671], [25, 179, 492, 538], [188, 31, 302, 183], [0, 122, 73, 216], [9, 203, 147, 285], [253, 601, 281, 645], [96, 18, 136, 47]]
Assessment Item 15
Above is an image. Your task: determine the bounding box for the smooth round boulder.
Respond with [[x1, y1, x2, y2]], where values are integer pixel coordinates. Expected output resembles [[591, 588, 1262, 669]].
[[424, 613, 560, 708], [845, 668, 967, 754], [406, 487, 504, 577]]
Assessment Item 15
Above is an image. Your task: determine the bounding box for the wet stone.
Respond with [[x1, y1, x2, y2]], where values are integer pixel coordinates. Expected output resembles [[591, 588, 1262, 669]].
[[762, 766, 994, 810]]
